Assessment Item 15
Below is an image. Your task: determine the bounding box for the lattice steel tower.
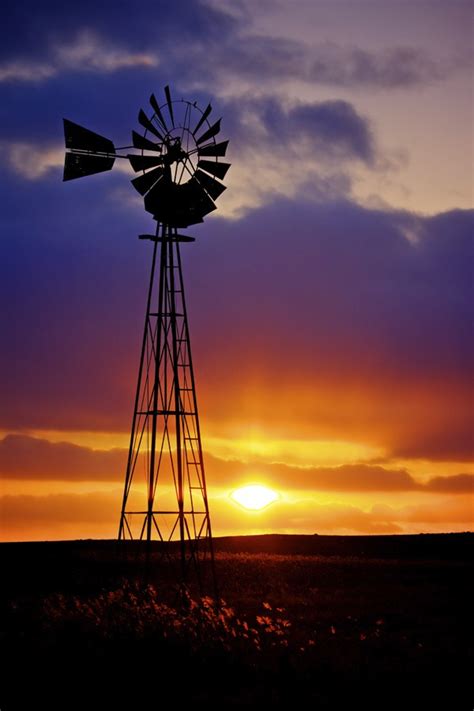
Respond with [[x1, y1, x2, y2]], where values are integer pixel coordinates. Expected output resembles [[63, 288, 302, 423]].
[[63, 86, 230, 590]]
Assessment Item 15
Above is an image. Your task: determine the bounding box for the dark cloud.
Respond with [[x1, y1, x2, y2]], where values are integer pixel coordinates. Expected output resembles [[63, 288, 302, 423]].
[[207, 457, 419, 491], [170, 457, 474, 495], [289, 101, 373, 162], [391, 426, 474, 463], [1, 435, 472, 495], [0, 434, 125, 481], [0, 491, 118, 525], [222, 96, 374, 163], [200, 34, 307, 83], [180, 36, 457, 90], [424, 474, 474, 494], [309, 46, 448, 88]]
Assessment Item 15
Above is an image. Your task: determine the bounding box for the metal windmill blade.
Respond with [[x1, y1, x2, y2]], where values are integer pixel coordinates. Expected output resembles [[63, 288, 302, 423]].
[[132, 130, 162, 152], [192, 103, 212, 136], [197, 140, 229, 158], [149, 93, 169, 133], [164, 85, 175, 127], [197, 160, 231, 181], [194, 169, 227, 200], [195, 119, 221, 146], [138, 109, 165, 141]]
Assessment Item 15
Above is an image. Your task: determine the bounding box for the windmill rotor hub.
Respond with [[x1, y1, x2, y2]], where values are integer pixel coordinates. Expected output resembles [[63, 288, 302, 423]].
[[162, 137, 188, 167]]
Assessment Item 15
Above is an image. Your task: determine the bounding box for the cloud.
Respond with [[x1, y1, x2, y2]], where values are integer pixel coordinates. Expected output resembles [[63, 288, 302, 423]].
[[226, 96, 375, 162], [174, 28, 465, 93], [0, 29, 158, 83], [309, 45, 449, 89], [0, 435, 125, 481], [391, 427, 474, 463], [54, 30, 158, 73], [208, 456, 419, 491], [0, 62, 56, 83], [424, 474, 474, 494], [1, 435, 472, 495], [215, 94, 375, 216], [1, 488, 473, 541], [2, 142, 64, 179], [1, 140, 134, 181], [370, 499, 474, 527], [0, 491, 395, 539], [0, 490, 118, 524], [180, 456, 474, 495]]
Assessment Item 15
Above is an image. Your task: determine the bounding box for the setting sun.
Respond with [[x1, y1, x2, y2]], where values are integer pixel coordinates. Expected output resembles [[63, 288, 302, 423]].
[[231, 485, 279, 511]]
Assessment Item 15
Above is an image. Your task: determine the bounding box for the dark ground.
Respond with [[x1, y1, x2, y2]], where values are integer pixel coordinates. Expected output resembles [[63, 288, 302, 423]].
[[1, 533, 472, 709]]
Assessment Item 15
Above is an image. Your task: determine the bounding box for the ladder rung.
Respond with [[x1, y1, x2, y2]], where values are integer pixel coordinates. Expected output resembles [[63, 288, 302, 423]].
[[149, 312, 184, 317], [136, 409, 196, 416]]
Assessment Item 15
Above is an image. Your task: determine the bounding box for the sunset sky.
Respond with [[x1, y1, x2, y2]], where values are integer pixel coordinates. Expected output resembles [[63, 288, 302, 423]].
[[0, 0, 472, 540]]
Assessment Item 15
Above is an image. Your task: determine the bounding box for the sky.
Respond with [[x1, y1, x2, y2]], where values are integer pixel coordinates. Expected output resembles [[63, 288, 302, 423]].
[[0, 0, 472, 540]]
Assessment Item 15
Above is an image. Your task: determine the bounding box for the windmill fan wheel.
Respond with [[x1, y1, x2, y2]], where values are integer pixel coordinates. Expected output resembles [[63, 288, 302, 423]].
[[128, 87, 230, 228]]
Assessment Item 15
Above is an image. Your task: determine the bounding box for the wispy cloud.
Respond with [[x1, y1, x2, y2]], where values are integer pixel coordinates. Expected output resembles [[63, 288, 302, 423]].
[[54, 29, 158, 73], [308, 44, 450, 89], [0, 62, 56, 82], [0, 29, 158, 83], [2, 142, 64, 179], [2, 139, 133, 181], [177, 32, 466, 93]]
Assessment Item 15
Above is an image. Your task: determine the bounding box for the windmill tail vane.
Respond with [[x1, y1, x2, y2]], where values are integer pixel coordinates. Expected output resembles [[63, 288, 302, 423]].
[[63, 86, 230, 594]]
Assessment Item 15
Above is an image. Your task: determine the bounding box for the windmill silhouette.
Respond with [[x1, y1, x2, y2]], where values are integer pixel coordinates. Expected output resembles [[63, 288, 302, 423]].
[[63, 86, 230, 592]]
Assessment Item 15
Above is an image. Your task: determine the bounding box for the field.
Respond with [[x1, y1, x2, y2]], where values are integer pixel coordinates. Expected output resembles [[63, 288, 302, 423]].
[[1, 533, 472, 709]]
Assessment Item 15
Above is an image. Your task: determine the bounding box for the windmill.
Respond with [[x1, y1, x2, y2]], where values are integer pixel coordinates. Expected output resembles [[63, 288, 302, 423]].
[[63, 86, 230, 592]]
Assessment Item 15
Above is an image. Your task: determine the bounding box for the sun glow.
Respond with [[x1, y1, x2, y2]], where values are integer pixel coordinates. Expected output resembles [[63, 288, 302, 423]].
[[231, 485, 279, 511]]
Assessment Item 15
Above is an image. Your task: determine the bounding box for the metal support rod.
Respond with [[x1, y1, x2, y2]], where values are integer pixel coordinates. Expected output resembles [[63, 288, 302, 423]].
[[146, 222, 167, 544], [118, 224, 159, 540], [175, 242, 218, 599], [168, 226, 187, 581]]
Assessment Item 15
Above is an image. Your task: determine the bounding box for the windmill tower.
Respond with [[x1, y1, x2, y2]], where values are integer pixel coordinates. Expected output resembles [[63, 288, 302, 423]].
[[63, 86, 230, 592]]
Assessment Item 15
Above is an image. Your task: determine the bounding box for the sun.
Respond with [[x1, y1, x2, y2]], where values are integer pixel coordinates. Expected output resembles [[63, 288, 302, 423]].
[[231, 485, 279, 511]]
